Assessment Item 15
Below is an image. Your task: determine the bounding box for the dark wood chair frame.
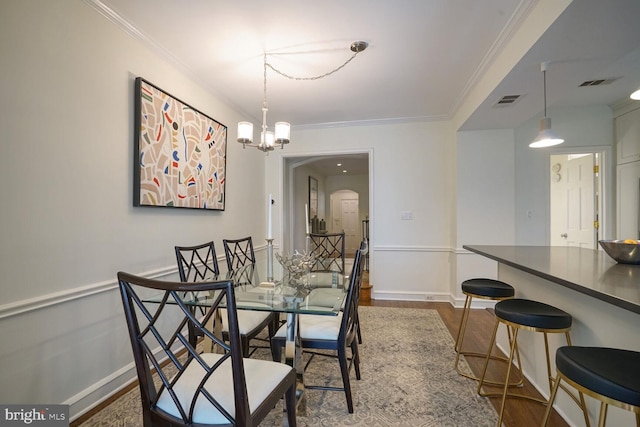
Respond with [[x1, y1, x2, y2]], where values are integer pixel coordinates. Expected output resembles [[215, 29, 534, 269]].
[[222, 237, 256, 271], [271, 248, 366, 413], [309, 232, 346, 274], [117, 272, 297, 426], [175, 241, 277, 357]]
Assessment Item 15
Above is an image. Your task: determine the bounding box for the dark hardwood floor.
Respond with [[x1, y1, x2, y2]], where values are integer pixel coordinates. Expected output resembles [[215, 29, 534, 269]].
[[361, 283, 570, 427]]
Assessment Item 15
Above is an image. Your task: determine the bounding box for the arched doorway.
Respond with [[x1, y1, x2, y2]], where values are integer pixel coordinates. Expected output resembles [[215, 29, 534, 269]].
[[282, 153, 370, 255]]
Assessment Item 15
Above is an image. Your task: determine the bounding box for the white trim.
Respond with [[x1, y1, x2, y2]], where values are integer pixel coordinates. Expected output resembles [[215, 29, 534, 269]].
[[66, 362, 137, 421], [371, 290, 449, 302], [0, 248, 242, 320], [374, 245, 452, 253], [0, 266, 174, 320], [292, 114, 450, 130], [447, 0, 538, 118], [449, 295, 498, 310]]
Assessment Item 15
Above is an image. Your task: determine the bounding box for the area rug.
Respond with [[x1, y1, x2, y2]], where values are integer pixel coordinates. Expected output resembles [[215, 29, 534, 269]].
[[77, 307, 497, 426]]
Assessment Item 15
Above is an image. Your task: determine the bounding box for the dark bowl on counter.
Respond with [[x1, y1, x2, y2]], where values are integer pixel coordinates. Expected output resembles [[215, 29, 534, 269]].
[[598, 239, 640, 265]]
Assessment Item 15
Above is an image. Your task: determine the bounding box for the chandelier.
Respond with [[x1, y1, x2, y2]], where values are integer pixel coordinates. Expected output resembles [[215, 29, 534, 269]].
[[237, 41, 368, 153]]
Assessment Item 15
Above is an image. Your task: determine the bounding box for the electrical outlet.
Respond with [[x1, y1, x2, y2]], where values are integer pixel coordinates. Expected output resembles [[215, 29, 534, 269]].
[[425, 295, 435, 301]]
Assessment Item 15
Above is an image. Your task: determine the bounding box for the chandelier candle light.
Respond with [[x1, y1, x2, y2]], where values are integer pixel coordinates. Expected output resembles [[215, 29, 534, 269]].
[[305, 203, 310, 252], [237, 41, 368, 153], [267, 194, 274, 281]]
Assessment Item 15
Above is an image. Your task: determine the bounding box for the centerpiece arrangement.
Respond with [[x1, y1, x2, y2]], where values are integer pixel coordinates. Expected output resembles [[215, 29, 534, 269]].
[[275, 250, 316, 290]]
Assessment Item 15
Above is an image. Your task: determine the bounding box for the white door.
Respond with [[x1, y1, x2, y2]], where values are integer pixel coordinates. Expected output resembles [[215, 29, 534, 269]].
[[550, 154, 596, 248], [340, 199, 359, 256]]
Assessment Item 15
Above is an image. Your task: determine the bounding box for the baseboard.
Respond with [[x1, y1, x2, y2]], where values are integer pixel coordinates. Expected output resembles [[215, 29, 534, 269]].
[[66, 362, 137, 421], [371, 290, 450, 302], [450, 296, 498, 309]]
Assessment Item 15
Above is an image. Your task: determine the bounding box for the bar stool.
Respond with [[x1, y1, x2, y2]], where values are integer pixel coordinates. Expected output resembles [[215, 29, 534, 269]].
[[542, 346, 640, 427], [454, 278, 522, 386], [477, 298, 590, 427]]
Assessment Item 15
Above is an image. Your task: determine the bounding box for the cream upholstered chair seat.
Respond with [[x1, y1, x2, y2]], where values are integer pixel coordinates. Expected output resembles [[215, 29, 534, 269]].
[[220, 306, 273, 335], [307, 288, 346, 309], [157, 352, 293, 425], [273, 313, 343, 341]]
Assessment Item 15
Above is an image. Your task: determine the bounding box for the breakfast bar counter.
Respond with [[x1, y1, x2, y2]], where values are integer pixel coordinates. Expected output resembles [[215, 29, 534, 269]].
[[462, 245, 640, 314], [463, 245, 640, 425]]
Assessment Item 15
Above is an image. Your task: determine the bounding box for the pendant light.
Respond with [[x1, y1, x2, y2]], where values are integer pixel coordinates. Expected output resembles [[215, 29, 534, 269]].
[[529, 62, 564, 148]]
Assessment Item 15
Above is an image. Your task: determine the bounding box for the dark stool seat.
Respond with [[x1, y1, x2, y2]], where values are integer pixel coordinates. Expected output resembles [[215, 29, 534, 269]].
[[454, 279, 518, 385], [461, 278, 515, 299], [543, 346, 640, 426], [495, 298, 572, 330], [478, 298, 589, 427]]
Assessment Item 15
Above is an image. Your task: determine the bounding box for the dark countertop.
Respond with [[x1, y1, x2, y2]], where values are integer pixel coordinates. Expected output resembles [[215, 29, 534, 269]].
[[463, 245, 640, 315]]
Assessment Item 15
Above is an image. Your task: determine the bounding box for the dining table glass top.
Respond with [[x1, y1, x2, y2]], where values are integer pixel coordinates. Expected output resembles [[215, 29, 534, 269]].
[[148, 259, 349, 316]]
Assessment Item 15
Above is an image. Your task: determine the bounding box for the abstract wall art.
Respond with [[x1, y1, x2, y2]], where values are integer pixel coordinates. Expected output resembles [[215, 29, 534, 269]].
[[134, 77, 227, 210]]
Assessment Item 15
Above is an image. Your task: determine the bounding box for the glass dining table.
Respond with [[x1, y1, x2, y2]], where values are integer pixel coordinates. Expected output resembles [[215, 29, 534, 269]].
[[151, 258, 349, 418]]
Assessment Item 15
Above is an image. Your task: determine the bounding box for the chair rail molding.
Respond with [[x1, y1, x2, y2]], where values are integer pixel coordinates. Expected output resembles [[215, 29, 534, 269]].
[[374, 244, 453, 253], [0, 266, 176, 320]]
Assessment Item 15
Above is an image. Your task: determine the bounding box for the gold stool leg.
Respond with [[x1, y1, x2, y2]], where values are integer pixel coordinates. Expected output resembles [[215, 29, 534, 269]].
[[456, 295, 522, 386], [454, 295, 472, 356], [541, 373, 562, 426], [477, 317, 500, 396], [598, 402, 608, 427], [497, 328, 520, 426]]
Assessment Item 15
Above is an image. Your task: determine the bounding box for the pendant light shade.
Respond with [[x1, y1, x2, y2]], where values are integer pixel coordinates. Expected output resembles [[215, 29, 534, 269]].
[[530, 117, 564, 148], [529, 62, 564, 148], [630, 87, 640, 100]]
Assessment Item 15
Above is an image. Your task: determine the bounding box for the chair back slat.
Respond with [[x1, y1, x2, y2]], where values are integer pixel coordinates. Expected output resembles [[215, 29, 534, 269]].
[[223, 237, 256, 271], [309, 232, 346, 274], [175, 241, 219, 282]]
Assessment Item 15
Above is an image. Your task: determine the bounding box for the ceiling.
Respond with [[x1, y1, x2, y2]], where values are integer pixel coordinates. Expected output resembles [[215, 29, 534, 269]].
[[94, 0, 640, 175]]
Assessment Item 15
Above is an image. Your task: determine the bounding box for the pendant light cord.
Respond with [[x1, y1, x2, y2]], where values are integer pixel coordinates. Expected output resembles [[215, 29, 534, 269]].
[[543, 68, 547, 118], [265, 50, 362, 81]]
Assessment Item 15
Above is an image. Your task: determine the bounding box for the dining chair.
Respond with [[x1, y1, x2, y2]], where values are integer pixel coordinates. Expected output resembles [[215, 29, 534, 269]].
[[223, 236, 256, 271], [353, 239, 368, 344], [271, 248, 366, 413], [309, 232, 346, 274], [175, 241, 277, 357], [117, 271, 297, 427]]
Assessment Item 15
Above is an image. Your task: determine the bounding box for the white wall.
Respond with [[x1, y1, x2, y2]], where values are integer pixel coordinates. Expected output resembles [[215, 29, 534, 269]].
[[514, 105, 614, 244], [265, 121, 457, 301], [0, 0, 264, 418], [454, 129, 516, 306]]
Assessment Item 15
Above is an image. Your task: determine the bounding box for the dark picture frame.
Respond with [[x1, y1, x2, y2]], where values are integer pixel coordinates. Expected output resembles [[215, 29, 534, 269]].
[[309, 176, 318, 219], [133, 77, 227, 210]]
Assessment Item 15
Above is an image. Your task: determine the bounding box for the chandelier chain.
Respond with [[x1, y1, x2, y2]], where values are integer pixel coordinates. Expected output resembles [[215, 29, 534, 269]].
[[265, 51, 360, 81]]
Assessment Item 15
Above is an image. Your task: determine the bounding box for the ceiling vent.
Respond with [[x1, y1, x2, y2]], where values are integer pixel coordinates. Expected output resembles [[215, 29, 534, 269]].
[[494, 94, 523, 107], [579, 78, 618, 87]]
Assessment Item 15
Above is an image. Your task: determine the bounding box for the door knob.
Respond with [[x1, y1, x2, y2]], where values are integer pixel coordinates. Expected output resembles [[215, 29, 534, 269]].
[[560, 233, 568, 238]]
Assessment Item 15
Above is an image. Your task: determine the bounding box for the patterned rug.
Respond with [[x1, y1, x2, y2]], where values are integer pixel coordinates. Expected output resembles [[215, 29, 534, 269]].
[[77, 307, 497, 426]]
